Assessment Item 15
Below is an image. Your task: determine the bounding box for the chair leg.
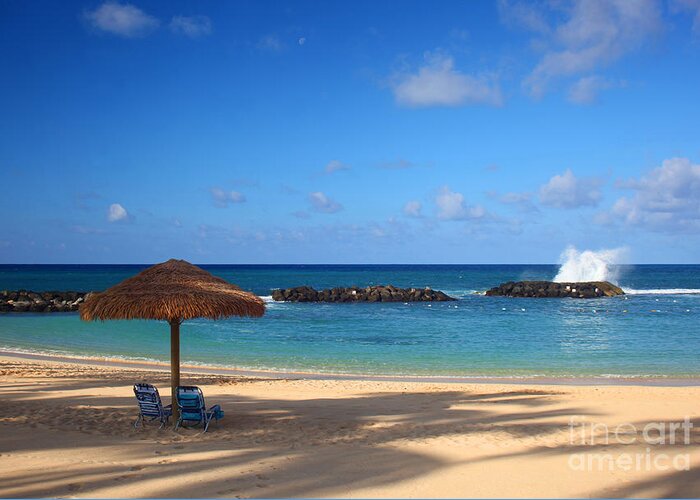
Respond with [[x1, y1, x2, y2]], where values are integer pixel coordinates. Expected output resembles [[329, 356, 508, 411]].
[[134, 414, 143, 429], [160, 412, 170, 430]]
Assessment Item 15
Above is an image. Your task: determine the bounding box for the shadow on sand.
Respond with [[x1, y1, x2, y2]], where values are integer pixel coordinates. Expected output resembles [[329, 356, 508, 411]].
[[0, 364, 698, 498]]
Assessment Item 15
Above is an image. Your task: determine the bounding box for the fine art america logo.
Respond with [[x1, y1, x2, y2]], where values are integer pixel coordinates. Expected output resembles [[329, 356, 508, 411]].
[[568, 416, 693, 472]]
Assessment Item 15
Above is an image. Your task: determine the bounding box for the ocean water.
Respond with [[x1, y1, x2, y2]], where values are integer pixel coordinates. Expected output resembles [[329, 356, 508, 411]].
[[1, 264, 699, 378]]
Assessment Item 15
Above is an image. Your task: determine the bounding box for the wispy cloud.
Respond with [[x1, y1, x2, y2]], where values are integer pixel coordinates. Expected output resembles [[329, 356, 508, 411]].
[[170, 15, 212, 38], [539, 169, 603, 208], [567, 75, 619, 104], [498, 0, 550, 34], [391, 53, 503, 108], [280, 184, 300, 195], [210, 187, 246, 208], [605, 157, 700, 232], [500, 0, 662, 98], [672, 0, 700, 34], [378, 158, 416, 169], [309, 191, 343, 213], [403, 200, 423, 218], [496, 191, 539, 213], [291, 210, 311, 219], [324, 160, 351, 174], [70, 225, 106, 235], [85, 2, 159, 38], [258, 34, 283, 51]]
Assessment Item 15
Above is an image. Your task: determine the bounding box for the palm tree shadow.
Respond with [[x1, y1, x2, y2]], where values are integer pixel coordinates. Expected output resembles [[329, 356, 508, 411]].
[[6, 362, 669, 498]]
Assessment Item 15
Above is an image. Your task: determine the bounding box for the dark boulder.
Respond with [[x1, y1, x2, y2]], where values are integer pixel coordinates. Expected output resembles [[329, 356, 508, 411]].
[[0, 291, 90, 313], [272, 285, 457, 302], [485, 281, 624, 298]]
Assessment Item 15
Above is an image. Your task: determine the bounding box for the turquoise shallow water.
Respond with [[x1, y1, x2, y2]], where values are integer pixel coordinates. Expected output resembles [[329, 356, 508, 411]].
[[1, 264, 699, 378]]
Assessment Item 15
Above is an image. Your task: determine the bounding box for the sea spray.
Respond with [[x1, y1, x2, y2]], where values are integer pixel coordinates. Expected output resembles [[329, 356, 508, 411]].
[[553, 246, 628, 284]]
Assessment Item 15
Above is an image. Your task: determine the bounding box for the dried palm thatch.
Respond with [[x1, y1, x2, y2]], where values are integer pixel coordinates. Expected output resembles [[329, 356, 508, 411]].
[[80, 259, 265, 423], [80, 259, 265, 322]]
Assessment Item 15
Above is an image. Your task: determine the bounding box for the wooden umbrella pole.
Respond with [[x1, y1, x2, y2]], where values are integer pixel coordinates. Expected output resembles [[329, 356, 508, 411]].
[[170, 319, 181, 423]]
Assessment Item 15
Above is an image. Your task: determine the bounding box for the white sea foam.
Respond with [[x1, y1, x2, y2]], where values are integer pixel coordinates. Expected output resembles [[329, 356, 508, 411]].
[[441, 289, 479, 297], [622, 288, 700, 295], [554, 246, 627, 283]]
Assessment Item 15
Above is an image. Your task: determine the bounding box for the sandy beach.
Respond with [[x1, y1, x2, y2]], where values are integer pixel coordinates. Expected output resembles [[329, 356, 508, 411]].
[[0, 353, 698, 498]]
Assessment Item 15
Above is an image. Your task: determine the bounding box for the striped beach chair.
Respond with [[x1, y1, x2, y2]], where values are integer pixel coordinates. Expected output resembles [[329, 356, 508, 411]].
[[174, 385, 224, 432], [133, 383, 172, 429]]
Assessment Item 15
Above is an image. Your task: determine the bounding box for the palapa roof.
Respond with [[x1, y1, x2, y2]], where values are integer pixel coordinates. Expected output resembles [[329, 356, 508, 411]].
[[80, 259, 265, 322]]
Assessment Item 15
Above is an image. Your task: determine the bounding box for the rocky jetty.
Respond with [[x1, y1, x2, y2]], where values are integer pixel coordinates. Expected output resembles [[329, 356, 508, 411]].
[[0, 290, 90, 312], [485, 281, 624, 298], [272, 285, 456, 303]]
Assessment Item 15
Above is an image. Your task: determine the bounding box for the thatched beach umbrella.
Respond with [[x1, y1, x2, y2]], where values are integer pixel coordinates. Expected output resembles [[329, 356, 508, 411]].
[[80, 259, 265, 421]]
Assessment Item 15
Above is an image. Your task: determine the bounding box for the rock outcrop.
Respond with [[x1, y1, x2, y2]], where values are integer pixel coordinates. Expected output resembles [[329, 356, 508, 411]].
[[272, 285, 456, 302], [0, 290, 91, 312], [485, 281, 624, 298]]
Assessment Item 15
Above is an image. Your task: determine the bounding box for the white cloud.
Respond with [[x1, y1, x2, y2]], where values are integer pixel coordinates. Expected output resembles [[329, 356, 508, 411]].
[[107, 203, 128, 222], [392, 53, 503, 107], [210, 188, 246, 208], [403, 201, 423, 218], [309, 192, 343, 213], [539, 169, 603, 208], [85, 2, 159, 38], [502, 0, 662, 97], [607, 157, 700, 231], [170, 15, 212, 38], [435, 186, 489, 220], [324, 160, 350, 174], [567, 75, 617, 104], [436, 187, 467, 220]]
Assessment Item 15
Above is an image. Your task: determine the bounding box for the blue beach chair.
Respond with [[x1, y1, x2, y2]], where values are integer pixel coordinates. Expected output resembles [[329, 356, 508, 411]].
[[133, 383, 172, 429], [174, 385, 224, 432]]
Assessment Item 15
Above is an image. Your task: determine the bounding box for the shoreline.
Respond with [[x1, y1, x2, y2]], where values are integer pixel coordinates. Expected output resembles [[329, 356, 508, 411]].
[[2, 348, 699, 386]]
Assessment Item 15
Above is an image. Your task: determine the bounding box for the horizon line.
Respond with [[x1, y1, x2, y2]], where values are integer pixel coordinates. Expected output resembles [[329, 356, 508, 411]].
[[1, 262, 699, 266]]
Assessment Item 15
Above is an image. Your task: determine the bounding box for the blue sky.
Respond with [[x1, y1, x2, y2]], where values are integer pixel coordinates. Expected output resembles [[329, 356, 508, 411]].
[[2, 0, 700, 264]]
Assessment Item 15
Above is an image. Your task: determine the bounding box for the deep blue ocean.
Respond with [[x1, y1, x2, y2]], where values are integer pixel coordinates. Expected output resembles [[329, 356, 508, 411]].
[[1, 264, 699, 378]]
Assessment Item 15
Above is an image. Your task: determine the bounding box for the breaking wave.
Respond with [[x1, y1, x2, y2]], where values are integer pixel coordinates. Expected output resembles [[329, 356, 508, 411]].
[[554, 246, 627, 284]]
